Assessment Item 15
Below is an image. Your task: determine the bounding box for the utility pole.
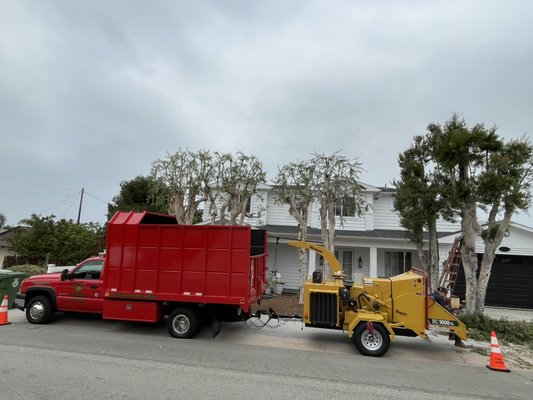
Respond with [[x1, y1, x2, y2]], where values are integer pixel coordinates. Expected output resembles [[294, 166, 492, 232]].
[[77, 187, 84, 224]]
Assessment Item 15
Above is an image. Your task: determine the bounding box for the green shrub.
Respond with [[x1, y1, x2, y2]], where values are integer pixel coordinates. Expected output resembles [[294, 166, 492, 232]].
[[9, 264, 47, 277], [459, 313, 533, 348]]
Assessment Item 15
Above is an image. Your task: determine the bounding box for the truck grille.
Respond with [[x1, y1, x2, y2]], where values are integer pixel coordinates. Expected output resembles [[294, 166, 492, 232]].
[[309, 292, 337, 326]]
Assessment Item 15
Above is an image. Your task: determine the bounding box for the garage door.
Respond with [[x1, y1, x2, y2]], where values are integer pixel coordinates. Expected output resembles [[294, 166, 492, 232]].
[[454, 255, 533, 309]]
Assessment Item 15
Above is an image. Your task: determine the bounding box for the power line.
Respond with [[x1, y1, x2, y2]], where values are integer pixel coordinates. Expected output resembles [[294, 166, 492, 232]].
[[0, 174, 77, 192], [0, 176, 109, 204], [84, 191, 108, 204], [61, 192, 80, 219], [39, 192, 80, 215], [0, 176, 110, 222]]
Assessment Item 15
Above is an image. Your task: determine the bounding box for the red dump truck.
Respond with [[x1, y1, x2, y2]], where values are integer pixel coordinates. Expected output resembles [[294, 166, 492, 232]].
[[15, 211, 268, 338]]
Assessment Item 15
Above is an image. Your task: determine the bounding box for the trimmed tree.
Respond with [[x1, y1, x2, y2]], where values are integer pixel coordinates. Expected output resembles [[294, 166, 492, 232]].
[[150, 150, 266, 225], [312, 152, 366, 278], [217, 152, 266, 225], [273, 159, 315, 303], [430, 114, 533, 313], [274, 152, 366, 301], [150, 150, 214, 224], [396, 114, 533, 313], [394, 136, 452, 290]]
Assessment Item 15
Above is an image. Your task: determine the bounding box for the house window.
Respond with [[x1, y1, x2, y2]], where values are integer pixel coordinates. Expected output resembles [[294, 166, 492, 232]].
[[384, 251, 412, 277], [335, 197, 356, 217], [294, 194, 305, 211], [334, 249, 354, 278]]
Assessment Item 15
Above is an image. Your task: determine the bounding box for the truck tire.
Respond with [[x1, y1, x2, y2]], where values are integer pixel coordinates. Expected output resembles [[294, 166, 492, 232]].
[[167, 308, 200, 339], [353, 322, 390, 357], [26, 295, 53, 324]]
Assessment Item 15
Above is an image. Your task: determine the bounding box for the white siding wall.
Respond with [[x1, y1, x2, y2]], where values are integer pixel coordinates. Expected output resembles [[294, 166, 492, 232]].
[[269, 243, 301, 290], [265, 190, 302, 226], [494, 226, 533, 256], [373, 193, 461, 233], [249, 189, 268, 226], [308, 200, 367, 230], [439, 224, 533, 258], [334, 215, 366, 230], [373, 194, 401, 230], [201, 187, 463, 244], [310, 204, 319, 228], [435, 218, 461, 232]]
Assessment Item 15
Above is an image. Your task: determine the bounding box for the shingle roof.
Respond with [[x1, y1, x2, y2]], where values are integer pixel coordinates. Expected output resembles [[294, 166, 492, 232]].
[[265, 225, 453, 241]]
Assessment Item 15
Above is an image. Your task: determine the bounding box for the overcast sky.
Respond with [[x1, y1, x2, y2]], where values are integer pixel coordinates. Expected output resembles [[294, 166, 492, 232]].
[[1, 0, 532, 228]]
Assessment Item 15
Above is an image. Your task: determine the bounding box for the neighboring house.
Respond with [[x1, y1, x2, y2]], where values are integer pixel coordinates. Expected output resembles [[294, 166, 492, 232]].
[[0, 227, 20, 269], [202, 182, 533, 309]]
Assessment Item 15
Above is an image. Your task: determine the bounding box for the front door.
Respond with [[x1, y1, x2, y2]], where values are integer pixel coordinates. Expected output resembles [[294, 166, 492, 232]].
[[56, 259, 105, 312]]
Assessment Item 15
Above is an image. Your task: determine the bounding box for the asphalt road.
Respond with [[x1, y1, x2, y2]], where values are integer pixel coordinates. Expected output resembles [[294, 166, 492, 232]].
[[2, 310, 533, 400]]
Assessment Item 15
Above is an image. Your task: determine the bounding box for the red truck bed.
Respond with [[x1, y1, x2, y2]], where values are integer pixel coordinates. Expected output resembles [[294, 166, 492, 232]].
[[103, 211, 267, 314]]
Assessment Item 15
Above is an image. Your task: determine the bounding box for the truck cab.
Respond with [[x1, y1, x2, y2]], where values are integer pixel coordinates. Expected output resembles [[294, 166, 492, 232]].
[[16, 257, 105, 323]]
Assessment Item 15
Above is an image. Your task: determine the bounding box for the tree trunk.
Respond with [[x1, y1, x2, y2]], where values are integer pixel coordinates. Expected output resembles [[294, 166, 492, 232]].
[[209, 195, 218, 225], [172, 190, 186, 224], [476, 213, 512, 313], [297, 242, 308, 304], [327, 202, 336, 251], [461, 201, 481, 313], [476, 245, 494, 314], [319, 202, 331, 277], [428, 220, 440, 291], [288, 204, 309, 305], [415, 241, 429, 276]]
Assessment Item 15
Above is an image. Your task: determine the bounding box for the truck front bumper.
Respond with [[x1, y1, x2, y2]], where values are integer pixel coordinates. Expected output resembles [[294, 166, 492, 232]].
[[15, 293, 26, 311]]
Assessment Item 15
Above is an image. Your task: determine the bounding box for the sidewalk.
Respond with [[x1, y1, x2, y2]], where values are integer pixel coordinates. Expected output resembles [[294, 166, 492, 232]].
[[484, 307, 533, 322]]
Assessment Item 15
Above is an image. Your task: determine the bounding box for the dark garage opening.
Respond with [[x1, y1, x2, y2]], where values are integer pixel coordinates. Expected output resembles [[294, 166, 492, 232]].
[[454, 254, 533, 309]]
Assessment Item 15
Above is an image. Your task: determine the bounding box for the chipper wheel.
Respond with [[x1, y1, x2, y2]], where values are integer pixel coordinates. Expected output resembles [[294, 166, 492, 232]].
[[353, 322, 390, 357]]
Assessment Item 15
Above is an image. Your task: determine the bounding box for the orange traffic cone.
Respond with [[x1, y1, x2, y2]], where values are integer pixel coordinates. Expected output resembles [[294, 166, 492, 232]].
[[486, 330, 510, 372], [0, 294, 10, 326]]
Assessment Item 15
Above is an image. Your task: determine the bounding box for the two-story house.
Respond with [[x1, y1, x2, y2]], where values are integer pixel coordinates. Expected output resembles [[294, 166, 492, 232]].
[[202, 183, 533, 309]]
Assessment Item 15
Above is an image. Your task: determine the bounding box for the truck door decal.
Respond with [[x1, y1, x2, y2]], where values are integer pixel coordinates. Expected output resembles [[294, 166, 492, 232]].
[[71, 282, 87, 297]]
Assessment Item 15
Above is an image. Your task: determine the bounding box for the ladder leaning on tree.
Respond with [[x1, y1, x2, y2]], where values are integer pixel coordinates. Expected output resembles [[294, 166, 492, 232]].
[[437, 237, 462, 295]]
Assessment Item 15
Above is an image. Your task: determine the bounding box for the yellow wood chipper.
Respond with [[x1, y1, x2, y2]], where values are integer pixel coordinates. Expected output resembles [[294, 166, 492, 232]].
[[289, 241, 468, 357]]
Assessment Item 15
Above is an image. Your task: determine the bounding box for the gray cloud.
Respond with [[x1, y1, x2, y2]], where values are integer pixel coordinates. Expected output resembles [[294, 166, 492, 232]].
[[1, 0, 532, 226]]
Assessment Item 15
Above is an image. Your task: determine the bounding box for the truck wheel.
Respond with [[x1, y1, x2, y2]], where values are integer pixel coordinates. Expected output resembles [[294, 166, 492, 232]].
[[26, 295, 53, 324], [353, 322, 390, 357], [167, 308, 199, 339]]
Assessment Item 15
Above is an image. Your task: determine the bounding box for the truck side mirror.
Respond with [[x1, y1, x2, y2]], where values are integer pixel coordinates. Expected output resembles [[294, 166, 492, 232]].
[[61, 269, 69, 281]]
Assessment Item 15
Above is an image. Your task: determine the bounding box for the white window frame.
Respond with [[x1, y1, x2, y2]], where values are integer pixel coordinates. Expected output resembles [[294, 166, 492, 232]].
[[335, 197, 356, 217], [384, 251, 412, 277]]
